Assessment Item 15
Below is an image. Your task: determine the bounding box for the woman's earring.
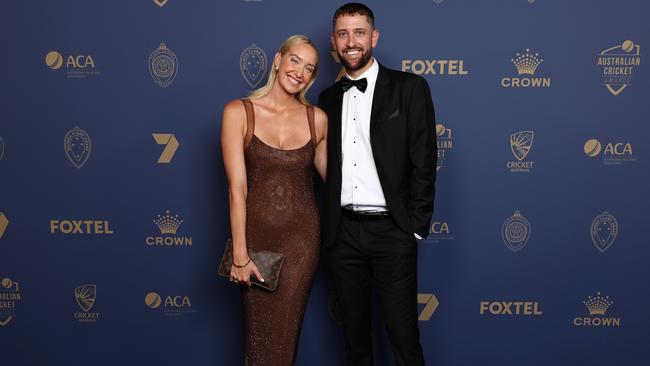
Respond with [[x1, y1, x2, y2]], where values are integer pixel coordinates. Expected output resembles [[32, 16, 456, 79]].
[[275, 64, 279, 71]]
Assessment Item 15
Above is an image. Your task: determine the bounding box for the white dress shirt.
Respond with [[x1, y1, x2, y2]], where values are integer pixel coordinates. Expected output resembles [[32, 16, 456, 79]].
[[340, 59, 387, 212]]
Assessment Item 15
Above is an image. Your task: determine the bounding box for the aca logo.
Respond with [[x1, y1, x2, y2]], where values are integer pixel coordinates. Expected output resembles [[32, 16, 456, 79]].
[[45, 50, 100, 78], [0, 278, 21, 326], [64, 126, 91, 169], [149, 43, 178, 88], [145, 210, 192, 247], [50, 219, 114, 235], [502, 211, 531, 252], [573, 292, 621, 327], [153, 0, 168, 6], [240, 44, 267, 88], [0, 135, 4, 161], [418, 293, 439, 321], [479, 301, 542, 316], [401, 59, 469, 76], [0, 212, 8, 239], [436, 123, 453, 172], [583, 138, 636, 165], [501, 48, 550, 88], [426, 220, 454, 244], [591, 211, 618, 253], [74, 284, 100, 323], [506, 131, 534, 172], [145, 291, 195, 316], [597, 40, 641, 96], [152, 133, 180, 163]]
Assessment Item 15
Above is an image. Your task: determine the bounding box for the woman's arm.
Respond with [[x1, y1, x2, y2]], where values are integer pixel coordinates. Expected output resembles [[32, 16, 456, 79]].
[[221, 100, 262, 286]]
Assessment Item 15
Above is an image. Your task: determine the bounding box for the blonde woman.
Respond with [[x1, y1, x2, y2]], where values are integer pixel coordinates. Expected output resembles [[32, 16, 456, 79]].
[[221, 35, 327, 365]]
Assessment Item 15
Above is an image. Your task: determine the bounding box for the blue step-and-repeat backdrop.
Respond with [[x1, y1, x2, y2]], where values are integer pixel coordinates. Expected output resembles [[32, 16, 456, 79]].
[[1, 1, 649, 365]]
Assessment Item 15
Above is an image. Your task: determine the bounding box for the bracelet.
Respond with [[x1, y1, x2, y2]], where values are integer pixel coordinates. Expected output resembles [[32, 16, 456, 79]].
[[233, 257, 251, 268]]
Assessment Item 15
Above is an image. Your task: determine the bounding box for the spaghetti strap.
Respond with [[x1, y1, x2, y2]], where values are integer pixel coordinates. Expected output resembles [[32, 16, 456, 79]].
[[241, 99, 255, 148], [306, 105, 317, 146]]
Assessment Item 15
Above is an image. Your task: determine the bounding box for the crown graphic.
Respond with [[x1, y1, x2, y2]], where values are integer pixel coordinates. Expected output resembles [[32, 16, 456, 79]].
[[583, 292, 613, 315], [153, 210, 183, 234], [511, 49, 543, 75]]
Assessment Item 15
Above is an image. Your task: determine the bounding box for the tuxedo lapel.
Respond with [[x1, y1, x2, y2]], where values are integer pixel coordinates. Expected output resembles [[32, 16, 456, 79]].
[[370, 64, 391, 133], [331, 87, 344, 164]]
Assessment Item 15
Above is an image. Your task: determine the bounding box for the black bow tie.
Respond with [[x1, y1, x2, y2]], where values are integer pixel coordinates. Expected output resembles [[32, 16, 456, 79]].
[[339, 77, 368, 93]]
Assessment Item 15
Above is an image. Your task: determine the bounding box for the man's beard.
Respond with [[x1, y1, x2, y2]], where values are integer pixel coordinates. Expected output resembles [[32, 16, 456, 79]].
[[338, 47, 373, 73]]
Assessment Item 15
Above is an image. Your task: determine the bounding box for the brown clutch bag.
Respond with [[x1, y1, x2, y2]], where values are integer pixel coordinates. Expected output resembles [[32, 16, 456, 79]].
[[218, 238, 285, 291]]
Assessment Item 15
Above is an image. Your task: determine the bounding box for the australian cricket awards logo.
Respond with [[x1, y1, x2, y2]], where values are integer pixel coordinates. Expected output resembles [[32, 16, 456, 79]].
[[507, 131, 534, 172], [240, 44, 267, 88], [0, 135, 4, 160], [74, 284, 99, 322], [149, 43, 178, 88], [45, 50, 100, 78], [0, 278, 21, 326], [0, 212, 8, 239], [502, 211, 531, 252], [153, 0, 168, 6], [501, 48, 550, 88], [145, 210, 192, 247], [584, 138, 636, 165], [427, 220, 454, 244], [597, 40, 641, 96], [64, 126, 91, 169], [436, 123, 453, 171], [591, 212, 618, 253], [145, 291, 195, 317], [573, 292, 621, 327]]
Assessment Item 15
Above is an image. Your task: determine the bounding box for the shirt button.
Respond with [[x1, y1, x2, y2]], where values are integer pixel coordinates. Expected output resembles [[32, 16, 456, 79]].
[[353, 141, 356, 144], [354, 163, 357, 166], [355, 186, 358, 189]]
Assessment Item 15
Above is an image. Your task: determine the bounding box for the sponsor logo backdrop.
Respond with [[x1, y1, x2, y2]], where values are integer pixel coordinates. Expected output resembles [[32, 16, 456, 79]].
[[1, 1, 648, 365]]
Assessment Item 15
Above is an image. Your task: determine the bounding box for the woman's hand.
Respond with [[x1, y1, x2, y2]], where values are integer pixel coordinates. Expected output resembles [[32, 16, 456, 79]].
[[230, 259, 264, 287]]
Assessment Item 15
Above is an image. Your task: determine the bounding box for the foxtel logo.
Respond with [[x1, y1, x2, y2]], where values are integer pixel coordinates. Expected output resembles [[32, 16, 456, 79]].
[[479, 301, 542, 316]]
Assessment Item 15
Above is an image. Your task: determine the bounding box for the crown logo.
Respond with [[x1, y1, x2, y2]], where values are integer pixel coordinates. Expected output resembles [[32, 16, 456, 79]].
[[153, 210, 183, 234], [511, 49, 543, 75], [583, 292, 613, 315]]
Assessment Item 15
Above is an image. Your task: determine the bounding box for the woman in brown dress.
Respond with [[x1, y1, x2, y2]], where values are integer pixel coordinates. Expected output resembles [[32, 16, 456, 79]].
[[221, 35, 327, 365]]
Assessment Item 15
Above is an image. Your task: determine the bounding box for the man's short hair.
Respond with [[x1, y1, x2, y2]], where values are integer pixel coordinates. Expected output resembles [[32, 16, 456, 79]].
[[333, 3, 375, 29]]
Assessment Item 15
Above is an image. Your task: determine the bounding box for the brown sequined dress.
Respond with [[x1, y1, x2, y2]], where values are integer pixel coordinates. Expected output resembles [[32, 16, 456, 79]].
[[240, 99, 320, 366]]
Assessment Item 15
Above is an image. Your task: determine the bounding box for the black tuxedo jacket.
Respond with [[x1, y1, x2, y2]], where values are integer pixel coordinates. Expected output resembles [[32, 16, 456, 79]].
[[318, 63, 437, 248]]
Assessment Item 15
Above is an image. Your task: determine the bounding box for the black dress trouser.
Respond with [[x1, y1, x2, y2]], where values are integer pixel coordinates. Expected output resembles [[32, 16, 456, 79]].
[[327, 212, 425, 366]]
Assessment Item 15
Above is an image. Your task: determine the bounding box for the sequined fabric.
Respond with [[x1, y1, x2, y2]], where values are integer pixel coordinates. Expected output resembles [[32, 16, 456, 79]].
[[240, 100, 320, 366]]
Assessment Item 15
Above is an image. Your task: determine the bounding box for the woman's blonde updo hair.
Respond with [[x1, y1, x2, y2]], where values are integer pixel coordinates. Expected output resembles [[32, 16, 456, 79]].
[[248, 35, 319, 105]]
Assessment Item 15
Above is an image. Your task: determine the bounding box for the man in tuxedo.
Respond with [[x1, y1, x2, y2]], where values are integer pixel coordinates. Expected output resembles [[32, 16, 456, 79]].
[[318, 3, 436, 365]]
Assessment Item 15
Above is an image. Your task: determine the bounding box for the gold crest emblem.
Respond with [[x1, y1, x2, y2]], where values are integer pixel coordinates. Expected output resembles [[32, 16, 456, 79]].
[[75, 284, 97, 312], [510, 131, 534, 161]]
